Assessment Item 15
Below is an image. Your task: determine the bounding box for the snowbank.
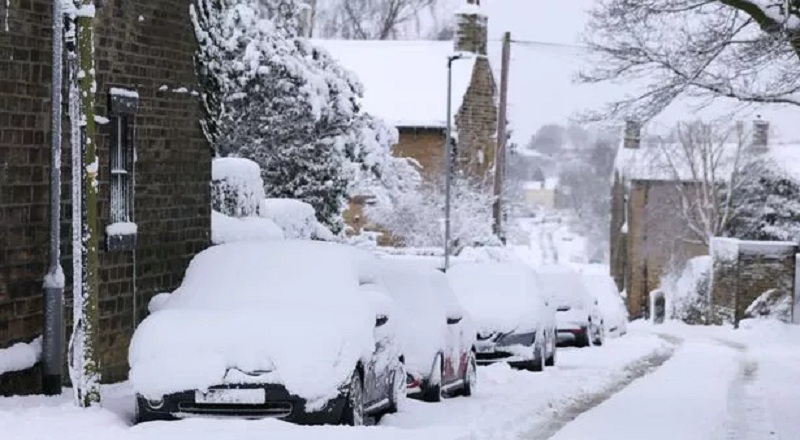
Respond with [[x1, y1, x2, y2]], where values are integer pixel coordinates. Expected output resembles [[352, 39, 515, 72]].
[[129, 241, 375, 408], [0, 336, 42, 375], [211, 157, 265, 218], [211, 210, 284, 245], [446, 262, 544, 334]]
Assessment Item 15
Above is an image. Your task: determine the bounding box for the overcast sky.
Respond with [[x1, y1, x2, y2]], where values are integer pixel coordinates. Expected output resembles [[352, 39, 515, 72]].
[[471, 0, 800, 145]]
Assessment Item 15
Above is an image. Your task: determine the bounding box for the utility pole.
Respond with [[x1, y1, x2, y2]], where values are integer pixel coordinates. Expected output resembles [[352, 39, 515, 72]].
[[492, 32, 511, 242]]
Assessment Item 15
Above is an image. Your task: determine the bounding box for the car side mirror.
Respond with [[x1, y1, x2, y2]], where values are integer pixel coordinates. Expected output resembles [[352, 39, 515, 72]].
[[447, 316, 463, 325], [375, 314, 389, 328], [557, 306, 571, 312]]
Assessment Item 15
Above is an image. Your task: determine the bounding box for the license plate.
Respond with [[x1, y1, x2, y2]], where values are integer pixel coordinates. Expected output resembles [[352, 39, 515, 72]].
[[195, 388, 265, 405], [476, 344, 495, 354]]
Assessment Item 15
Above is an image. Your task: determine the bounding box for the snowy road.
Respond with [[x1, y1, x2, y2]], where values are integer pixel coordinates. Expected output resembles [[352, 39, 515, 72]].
[[5, 321, 800, 440]]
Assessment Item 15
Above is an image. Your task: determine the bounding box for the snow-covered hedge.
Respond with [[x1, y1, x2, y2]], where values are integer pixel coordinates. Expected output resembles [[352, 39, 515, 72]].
[[744, 289, 793, 323], [211, 158, 265, 218], [211, 210, 284, 245], [260, 198, 335, 241], [659, 256, 711, 324]]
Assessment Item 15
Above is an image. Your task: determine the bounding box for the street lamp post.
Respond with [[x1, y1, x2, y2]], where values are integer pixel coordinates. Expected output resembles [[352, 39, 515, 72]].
[[444, 54, 465, 271]]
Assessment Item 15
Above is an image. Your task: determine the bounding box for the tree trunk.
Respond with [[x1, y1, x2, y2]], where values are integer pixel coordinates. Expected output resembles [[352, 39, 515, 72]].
[[75, 0, 101, 407]]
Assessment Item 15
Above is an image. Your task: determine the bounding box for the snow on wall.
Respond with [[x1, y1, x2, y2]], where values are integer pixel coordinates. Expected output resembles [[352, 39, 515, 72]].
[[0, 337, 42, 375], [710, 237, 740, 262], [737, 239, 797, 256], [211, 158, 265, 218]]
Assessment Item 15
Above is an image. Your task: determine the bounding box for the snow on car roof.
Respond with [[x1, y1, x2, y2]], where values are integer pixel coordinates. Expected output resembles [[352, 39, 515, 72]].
[[534, 265, 589, 308]]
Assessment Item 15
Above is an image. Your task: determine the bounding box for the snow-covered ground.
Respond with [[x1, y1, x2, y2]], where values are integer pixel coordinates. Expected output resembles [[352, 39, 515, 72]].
[[0, 332, 670, 440]]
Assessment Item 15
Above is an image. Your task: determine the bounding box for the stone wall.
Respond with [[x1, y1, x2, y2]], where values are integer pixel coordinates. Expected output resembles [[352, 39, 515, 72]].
[[0, 0, 210, 394], [455, 57, 497, 182], [710, 238, 797, 325], [394, 128, 445, 181]]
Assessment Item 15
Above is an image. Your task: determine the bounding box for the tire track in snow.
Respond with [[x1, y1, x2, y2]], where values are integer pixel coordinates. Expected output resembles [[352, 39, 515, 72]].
[[721, 347, 777, 440], [523, 334, 682, 440]]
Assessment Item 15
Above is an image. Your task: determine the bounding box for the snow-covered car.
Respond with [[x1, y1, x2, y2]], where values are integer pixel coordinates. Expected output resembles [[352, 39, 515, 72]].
[[536, 265, 603, 347], [580, 271, 628, 337], [446, 262, 556, 371], [375, 260, 477, 402], [129, 240, 405, 426]]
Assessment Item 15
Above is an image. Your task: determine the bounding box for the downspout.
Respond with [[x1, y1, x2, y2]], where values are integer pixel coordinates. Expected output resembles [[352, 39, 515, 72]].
[[43, 0, 65, 396]]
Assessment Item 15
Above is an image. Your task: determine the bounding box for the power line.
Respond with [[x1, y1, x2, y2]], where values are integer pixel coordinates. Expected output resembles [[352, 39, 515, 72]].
[[489, 38, 590, 51]]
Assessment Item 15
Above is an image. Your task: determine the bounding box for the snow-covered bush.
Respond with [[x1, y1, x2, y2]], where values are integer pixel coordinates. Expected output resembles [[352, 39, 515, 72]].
[[192, 0, 418, 233], [659, 256, 711, 324], [366, 178, 499, 249], [211, 158, 266, 218], [744, 289, 793, 323], [211, 210, 284, 245], [260, 198, 334, 240]]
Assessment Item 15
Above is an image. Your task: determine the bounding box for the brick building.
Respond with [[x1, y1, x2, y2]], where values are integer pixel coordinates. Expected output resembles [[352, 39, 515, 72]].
[[0, 1, 210, 394], [315, 0, 498, 235]]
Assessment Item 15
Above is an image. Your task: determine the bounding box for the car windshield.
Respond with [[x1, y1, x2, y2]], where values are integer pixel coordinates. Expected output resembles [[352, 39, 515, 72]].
[[535, 266, 586, 309]]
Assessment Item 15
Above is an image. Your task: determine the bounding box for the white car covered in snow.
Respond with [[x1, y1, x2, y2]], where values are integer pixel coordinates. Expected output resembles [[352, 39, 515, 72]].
[[580, 271, 629, 338], [129, 240, 405, 426], [536, 265, 603, 347], [375, 260, 477, 402], [446, 262, 557, 371]]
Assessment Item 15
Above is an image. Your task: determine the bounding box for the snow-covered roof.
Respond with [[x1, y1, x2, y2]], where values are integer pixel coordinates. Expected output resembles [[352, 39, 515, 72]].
[[614, 139, 800, 183], [313, 39, 477, 129]]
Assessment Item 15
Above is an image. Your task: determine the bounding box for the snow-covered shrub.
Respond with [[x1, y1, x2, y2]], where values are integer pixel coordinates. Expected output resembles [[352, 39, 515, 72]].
[[659, 256, 711, 324], [744, 289, 793, 323], [192, 0, 419, 233], [366, 178, 499, 249], [211, 210, 284, 245], [259, 198, 334, 240], [211, 158, 266, 218]]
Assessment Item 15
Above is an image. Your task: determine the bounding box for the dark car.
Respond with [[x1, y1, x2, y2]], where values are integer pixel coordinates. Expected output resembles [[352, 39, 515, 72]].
[[129, 240, 405, 426]]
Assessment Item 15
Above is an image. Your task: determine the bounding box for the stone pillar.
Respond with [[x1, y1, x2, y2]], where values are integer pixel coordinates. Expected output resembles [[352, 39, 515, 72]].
[[752, 119, 769, 149], [623, 120, 641, 149]]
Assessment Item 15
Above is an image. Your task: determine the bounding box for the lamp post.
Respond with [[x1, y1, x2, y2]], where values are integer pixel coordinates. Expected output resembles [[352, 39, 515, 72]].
[[444, 54, 466, 271]]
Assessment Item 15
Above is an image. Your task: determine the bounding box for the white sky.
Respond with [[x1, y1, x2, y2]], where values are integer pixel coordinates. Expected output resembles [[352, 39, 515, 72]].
[[465, 0, 800, 144]]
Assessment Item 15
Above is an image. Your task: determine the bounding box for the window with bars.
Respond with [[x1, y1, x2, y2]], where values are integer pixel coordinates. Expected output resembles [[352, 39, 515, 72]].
[[106, 87, 139, 251]]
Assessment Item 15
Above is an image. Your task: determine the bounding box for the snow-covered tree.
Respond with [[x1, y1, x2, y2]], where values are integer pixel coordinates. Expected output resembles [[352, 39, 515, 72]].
[[367, 177, 499, 249], [309, 0, 441, 40], [583, 0, 800, 120], [192, 0, 418, 233]]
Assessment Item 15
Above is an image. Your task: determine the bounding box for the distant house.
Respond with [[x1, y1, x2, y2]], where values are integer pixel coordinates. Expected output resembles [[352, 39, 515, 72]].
[[315, 0, 498, 235], [609, 120, 800, 319], [0, 2, 210, 394]]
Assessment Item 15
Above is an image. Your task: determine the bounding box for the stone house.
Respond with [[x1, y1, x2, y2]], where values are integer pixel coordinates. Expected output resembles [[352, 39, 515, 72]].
[[315, 0, 498, 235], [610, 120, 800, 319], [0, 1, 210, 394]]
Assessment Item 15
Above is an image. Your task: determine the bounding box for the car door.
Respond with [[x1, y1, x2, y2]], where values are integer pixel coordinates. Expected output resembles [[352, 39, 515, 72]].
[[359, 283, 398, 408]]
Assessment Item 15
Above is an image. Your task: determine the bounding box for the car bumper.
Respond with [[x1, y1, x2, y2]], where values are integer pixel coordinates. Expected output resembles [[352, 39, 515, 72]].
[[557, 327, 587, 344], [137, 383, 348, 425]]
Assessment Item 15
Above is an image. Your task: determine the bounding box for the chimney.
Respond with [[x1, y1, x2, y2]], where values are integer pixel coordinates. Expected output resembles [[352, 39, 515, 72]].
[[455, 0, 488, 55], [752, 118, 769, 148], [623, 120, 641, 149]]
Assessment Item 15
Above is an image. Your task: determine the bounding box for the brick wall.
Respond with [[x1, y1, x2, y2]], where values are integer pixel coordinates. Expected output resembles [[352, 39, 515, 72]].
[[0, 0, 210, 393], [455, 57, 497, 182], [394, 128, 445, 181]]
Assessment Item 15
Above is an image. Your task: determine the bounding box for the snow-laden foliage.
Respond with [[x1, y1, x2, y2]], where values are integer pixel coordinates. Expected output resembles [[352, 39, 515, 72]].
[[366, 177, 499, 249], [659, 256, 711, 324], [192, 0, 418, 233], [260, 198, 335, 240], [728, 158, 800, 242], [211, 158, 266, 218], [744, 288, 793, 323]]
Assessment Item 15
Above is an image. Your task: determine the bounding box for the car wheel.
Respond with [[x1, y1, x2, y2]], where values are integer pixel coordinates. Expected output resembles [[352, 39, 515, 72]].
[[458, 350, 477, 397], [545, 331, 557, 367], [593, 323, 605, 346], [387, 361, 406, 413], [421, 354, 442, 402], [575, 326, 590, 348], [528, 341, 544, 372], [340, 371, 365, 426]]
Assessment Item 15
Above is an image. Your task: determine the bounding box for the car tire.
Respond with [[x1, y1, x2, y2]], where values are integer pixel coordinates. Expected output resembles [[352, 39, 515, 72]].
[[457, 350, 477, 397], [593, 323, 605, 346], [545, 331, 557, 367], [528, 341, 545, 372], [340, 370, 365, 426], [421, 354, 443, 403], [575, 326, 590, 348]]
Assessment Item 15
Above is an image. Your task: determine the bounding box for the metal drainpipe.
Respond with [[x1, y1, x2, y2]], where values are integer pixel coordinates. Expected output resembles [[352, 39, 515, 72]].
[[43, 0, 65, 396]]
